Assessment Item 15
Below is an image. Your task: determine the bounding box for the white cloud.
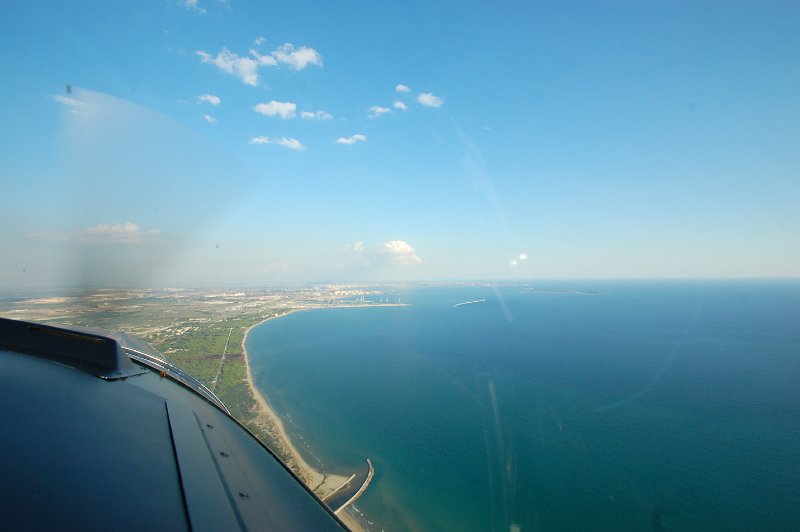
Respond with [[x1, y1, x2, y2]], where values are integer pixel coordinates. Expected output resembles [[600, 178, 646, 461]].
[[368, 105, 391, 118], [396, 84, 411, 93], [519, 253, 528, 261], [197, 94, 221, 105], [336, 134, 367, 145], [393, 100, 408, 111], [254, 36, 266, 46], [198, 42, 322, 85], [275, 138, 305, 150], [249, 136, 306, 150], [271, 43, 323, 70], [253, 100, 296, 119], [182, 0, 206, 14], [510, 259, 518, 267], [197, 48, 260, 86], [29, 222, 162, 245], [300, 110, 333, 120], [339, 240, 423, 270], [249, 48, 278, 66], [378, 240, 423, 265], [417, 92, 444, 107], [203, 114, 217, 123], [82, 223, 156, 244]]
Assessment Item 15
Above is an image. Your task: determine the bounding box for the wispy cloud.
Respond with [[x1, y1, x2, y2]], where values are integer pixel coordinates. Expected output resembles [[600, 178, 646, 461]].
[[253, 100, 296, 119], [336, 134, 367, 145], [417, 92, 444, 107], [378, 240, 423, 265], [31, 222, 161, 245], [197, 94, 221, 105], [300, 110, 333, 120], [82, 223, 160, 244], [253, 36, 266, 46], [249, 136, 306, 150], [396, 84, 411, 93], [182, 0, 206, 14], [197, 48, 260, 86], [368, 105, 391, 118], [203, 114, 217, 123], [393, 100, 408, 111], [345, 241, 364, 252], [271, 43, 323, 70]]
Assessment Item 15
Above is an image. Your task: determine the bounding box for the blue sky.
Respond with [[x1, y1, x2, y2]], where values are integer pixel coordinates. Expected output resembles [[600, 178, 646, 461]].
[[1, 0, 798, 287]]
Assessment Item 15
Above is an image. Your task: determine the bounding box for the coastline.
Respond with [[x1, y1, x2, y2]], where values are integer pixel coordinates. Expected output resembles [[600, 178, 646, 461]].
[[240, 305, 406, 530], [241, 310, 348, 496]]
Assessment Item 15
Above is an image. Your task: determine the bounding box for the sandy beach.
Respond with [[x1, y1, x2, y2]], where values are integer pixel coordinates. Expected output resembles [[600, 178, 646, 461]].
[[242, 310, 349, 496], [241, 304, 408, 530]]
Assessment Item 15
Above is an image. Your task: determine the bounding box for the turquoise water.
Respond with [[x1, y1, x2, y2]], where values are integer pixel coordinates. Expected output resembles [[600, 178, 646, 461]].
[[247, 281, 800, 531]]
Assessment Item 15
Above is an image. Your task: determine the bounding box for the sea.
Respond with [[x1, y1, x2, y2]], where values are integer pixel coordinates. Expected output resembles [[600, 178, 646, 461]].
[[246, 281, 800, 531]]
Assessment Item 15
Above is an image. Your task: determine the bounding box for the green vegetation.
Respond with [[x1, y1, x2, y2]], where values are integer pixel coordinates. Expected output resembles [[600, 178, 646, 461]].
[[0, 287, 391, 473], [151, 315, 278, 442], [155, 324, 230, 383]]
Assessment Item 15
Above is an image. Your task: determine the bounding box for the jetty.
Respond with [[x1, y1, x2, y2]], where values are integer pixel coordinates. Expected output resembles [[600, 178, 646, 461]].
[[323, 458, 375, 515], [454, 299, 486, 308]]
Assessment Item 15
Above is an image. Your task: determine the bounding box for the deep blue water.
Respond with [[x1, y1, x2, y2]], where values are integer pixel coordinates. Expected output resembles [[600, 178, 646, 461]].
[[247, 281, 800, 531]]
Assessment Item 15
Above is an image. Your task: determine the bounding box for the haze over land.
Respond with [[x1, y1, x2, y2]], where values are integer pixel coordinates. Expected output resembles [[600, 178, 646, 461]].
[[1, 1, 799, 288]]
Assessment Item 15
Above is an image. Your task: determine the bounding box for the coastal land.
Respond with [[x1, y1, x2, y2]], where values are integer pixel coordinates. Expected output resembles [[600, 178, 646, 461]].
[[0, 285, 403, 530]]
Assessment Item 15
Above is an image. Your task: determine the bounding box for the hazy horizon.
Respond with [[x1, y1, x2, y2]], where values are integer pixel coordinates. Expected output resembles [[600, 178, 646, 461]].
[[2, 277, 798, 293]]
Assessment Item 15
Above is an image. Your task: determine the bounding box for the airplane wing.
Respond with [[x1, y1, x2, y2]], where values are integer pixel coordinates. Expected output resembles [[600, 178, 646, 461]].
[[0, 317, 347, 531]]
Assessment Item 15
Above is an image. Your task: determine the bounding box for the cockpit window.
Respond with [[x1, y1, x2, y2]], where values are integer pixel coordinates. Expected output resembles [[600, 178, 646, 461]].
[[2, 2, 799, 530]]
